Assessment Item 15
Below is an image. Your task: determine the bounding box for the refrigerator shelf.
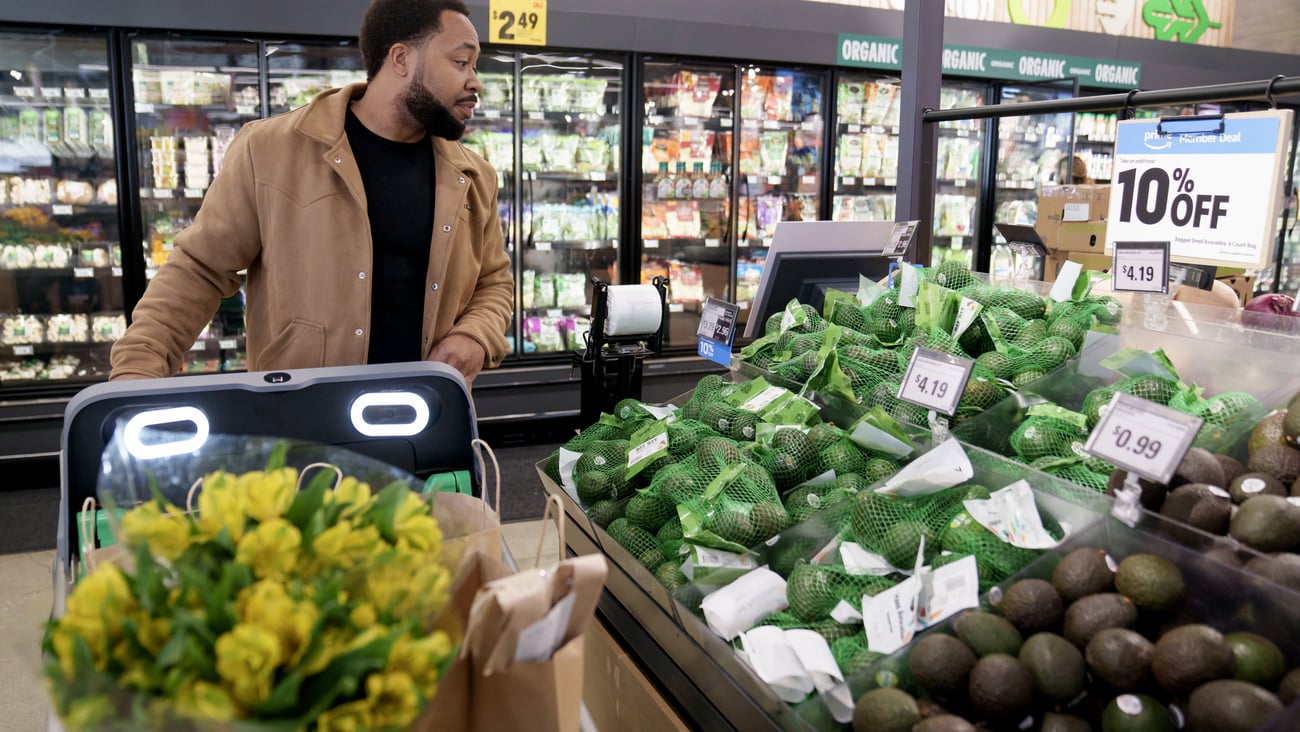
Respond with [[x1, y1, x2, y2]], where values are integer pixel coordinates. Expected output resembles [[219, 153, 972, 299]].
[[133, 102, 259, 117], [522, 170, 616, 183], [529, 239, 618, 251], [520, 109, 616, 122], [643, 113, 733, 130], [835, 176, 898, 190]]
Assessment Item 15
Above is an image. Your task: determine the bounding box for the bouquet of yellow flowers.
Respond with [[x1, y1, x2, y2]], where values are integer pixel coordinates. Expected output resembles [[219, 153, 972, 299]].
[[44, 441, 456, 731]]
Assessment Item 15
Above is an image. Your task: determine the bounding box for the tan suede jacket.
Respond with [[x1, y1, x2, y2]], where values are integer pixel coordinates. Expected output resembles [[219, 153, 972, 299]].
[[110, 82, 514, 379]]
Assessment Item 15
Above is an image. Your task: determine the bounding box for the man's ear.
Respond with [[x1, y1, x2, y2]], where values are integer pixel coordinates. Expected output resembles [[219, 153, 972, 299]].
[[387, 42, 413, 78]]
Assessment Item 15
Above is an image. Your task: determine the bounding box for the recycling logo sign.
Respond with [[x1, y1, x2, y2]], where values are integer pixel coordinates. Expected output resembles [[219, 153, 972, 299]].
[[1142, 0, 1222, 43]]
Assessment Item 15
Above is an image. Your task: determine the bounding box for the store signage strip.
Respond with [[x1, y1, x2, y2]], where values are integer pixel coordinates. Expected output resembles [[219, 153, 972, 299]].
[[836, 34, 1141, 90]]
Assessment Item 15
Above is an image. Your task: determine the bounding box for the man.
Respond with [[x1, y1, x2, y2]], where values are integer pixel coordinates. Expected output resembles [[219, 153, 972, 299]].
[[110, 0, 513, 383]]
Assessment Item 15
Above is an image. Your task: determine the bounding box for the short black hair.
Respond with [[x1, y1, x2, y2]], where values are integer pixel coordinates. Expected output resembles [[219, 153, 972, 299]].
[[359, 0, 471, 80]]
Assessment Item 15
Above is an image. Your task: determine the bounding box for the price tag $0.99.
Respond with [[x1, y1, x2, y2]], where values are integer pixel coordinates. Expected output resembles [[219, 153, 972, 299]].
[[1083, 391, 1203, 485], [896, 348, 975, 417]]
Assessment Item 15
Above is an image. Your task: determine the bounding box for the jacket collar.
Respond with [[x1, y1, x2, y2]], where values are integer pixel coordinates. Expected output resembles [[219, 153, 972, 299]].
[[296, 81, 479, 176]]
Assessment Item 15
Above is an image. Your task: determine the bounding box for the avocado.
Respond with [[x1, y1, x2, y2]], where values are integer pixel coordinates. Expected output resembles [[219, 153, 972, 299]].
[[1186, 679, 1284, 732], [1000, 578, 1064, 636], [1152, 624, 1235, 697], [967, 653, 1033, 724], [1020, 632, 1086, 704], [1102, 694, 1176, 732], [879, 520, 938, 569], [1215, 453, 1248, 484], [1160, 484, 1233, 535], [1285, 400, 1300, 447], [912, 715, 976, 732], [954, 611, 1024, 657], [1114, 553, 1186, 614], [1064, 593, 1139, 647], [1052, 547, 1116, 603], [654, 563, 688, 592], [1244, 552, 1300, 592], [787, 564, 838, 621], [1204, 545, 1246, 569], [1225, 632, 1286, 688], [1040, 713, 1093, 732], [1247, 444, 1300, 484], [908, 633, 977, 700], [1175, 447, 1229, 489], [1230, 472, 1287, 503], [851, 687, 920, 732], [1229, 495, 1300, 552], [1249, 411, 1288, 457], [1087, 627, 1155, 691], [1278, 668, 1300, 704]]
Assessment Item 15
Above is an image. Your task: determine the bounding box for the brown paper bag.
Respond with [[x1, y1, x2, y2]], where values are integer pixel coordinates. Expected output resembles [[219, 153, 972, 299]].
[[416, 496, 608, 732], [432, 438, 503, 569]]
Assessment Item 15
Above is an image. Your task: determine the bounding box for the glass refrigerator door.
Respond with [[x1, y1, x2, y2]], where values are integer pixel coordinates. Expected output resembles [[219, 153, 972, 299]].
[[131, 37, 261, 374], [735, 65, 825, 333], [0, 30, 122, 386], [831, 74, 902, 225], [518, 53, 621, 357], [460, 52, 517, 355], [988, 83, 1075, 277], [933, 81, 986, 267], [265, 40, 366, 116]]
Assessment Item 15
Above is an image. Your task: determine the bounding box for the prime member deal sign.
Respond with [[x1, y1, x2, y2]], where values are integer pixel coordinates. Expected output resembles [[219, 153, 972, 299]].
[[1105, 110, 1294, 269]]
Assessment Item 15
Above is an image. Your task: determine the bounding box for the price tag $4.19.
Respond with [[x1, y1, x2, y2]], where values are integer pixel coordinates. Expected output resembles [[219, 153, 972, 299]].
[[1083, 391, 1203, 485], [896, 348, 975, 417], [1112, 241, 1170, 294]]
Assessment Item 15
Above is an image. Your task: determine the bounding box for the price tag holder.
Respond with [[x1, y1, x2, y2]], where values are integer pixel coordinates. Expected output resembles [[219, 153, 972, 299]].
[[1083, 391, 1203, 485], [896, 348, 974, 417], [1112, 241, 1170, 294], [489, 0, 547, 45], [12, 345, 34, 356], [697, 297, 740, 367], [882, 220, 920, 258]]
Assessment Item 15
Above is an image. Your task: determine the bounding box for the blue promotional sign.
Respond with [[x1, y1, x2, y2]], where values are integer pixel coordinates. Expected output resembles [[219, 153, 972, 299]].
[[697, 297, 740, 367]]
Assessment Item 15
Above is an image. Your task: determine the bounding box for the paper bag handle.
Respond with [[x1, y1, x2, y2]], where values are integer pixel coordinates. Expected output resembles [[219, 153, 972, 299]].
[[79, 496, 97, 568], [471, 438, 501, 513], [296, 463, 344, 492], [533, 494, 566, 570]]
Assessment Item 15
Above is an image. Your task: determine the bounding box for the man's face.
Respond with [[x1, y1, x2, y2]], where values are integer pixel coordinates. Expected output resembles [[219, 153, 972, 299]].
[[402, 10, 482, 140]]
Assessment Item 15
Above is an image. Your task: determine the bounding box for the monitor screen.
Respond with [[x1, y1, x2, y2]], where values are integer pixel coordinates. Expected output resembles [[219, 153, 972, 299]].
[[743, 221, 898, 340]]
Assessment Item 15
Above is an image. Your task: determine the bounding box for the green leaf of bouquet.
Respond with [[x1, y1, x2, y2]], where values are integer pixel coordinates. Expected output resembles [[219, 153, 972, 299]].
[[251, 672, 305, 716], [297, 633, 399, 721], [285, 479, 328, 533], [131, 542, 168, 614], [369, 482, 409, 544], [266, 440, 289, 471]]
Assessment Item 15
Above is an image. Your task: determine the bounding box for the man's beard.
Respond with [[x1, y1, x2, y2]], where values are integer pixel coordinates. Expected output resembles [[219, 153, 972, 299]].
[[403, 68, 469, 141]]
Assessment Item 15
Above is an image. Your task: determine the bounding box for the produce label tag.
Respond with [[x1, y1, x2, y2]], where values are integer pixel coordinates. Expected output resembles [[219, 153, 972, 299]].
[[701, 568, 788, 641], [897, 347, 974, 416], [625, 420, 669, 480], [831, 599, 864, 623], [779, 299, 805, 333], [880, 437, 974, 497], [1084, 391, 1203, 485], [741, 385, 790, 414], [883, 220, 919, 257], [840, 541, 907, 576], [557, 447, 583, 503], [641, 403, 678, 421], [1112, 241, 1171, 294], [738, 626, 814, 704], [1049, 260, 1084, 303], [858, 273, 886, 307], [786, 628, 845, 692], [898, 263, 921, 308], [916, 555, 980, 629], [690, 544, 757, 584], [862, 574, 921, 654], [962, 480, 1060, 549], [950, 297, 984, 339], [1106, 111, 1294, 269]]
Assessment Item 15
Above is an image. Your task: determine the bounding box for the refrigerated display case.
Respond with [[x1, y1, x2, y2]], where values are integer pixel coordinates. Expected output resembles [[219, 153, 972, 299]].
[[264, 40, 366, 115], [0, 30, 124, 387], [515, 52, 622, 357], [829, 74, 985, 267], [130, 36, 262, 374]]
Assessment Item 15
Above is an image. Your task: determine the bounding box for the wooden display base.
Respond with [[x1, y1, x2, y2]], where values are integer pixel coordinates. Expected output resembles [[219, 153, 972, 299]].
[[584, 621, 690, 732]]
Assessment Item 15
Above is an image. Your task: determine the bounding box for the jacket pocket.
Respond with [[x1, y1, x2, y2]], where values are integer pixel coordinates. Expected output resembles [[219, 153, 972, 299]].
[[255, 319, 325, 370]]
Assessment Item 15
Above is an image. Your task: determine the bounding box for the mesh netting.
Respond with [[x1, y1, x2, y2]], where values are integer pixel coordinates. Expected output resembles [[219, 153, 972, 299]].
[[809, 422, 849, 453], [616, 523, 667, 571], [651, 457, 707, 506], [832, 636, 883, 677], [975, 350, 1015, 380], [819, 437, 870, 476], [668, 419, 722, 459], [1046, 318, 1087, 351], [654, 563, 689, 592], [929, 260, 977, 291], [679, 460, 788, 547], [543, 450, 562, 484], [849, 489, 967, 569], [939, 509, 1044, 588], [759, 611, 812, 631], [1047, 463, 1111, 493], [657, 516, 685, 543], [1009, 417, 1088, 462], [956, 377, 1007, 414], [830, 302, 871, 335], [867, 290, 906, 345], [679, 374, 732, 420], [613, 398, 653, 423], [587, 497, 628, 528], [812, 618, 863, 646], [573, 439, 633, 504], [625, 491, 677, 533], [696, 436, 747, 479], [786, 563, 900, 622], [1170, 390, 1261, 426], [1010, 320, 1049, 351], [984, 288, 1046, 321], [895, 328, 972, 372], [790, 303, 829, 334], [1009, 335, 1077, 377], [763, 429, 826, 491], [784, 476, 858, 525], [563, 421, 623, 453]]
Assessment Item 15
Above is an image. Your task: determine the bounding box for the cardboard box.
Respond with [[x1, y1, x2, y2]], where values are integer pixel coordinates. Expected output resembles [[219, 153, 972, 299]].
[[1042, 250, 1113, 283], [584, 621, 690, 732], [1216, 274, 1256, 306], [1035, 184, 1111, 251], [1056, 221, 1109, 254]]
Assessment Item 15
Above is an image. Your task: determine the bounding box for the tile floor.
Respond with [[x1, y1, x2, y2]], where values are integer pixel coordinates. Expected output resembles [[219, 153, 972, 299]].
[[0, 519, 555, 731]]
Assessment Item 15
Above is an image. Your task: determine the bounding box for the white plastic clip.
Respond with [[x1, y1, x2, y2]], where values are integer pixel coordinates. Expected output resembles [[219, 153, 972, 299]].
[[1111, 471, 1144, 527]]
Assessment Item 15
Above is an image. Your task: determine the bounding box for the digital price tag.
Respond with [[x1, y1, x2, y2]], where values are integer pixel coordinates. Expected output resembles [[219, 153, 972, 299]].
[[52, 204, 73, 216], [896, 348, 975, 416], [489, 0, 547, 45], [1084, 391, 1203, 485], [483, 109, 501, 119], [1111, 241, 1170, 294], [12, 345, 34, 356], [697, 297, 740, 367], [218, 339, 237, 350], [73, 268, 94, 279], [882, 220, 920, 257]]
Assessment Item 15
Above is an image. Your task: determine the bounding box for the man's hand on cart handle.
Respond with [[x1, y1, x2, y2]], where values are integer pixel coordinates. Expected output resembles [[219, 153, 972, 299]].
[[429, 333, 485, 383]]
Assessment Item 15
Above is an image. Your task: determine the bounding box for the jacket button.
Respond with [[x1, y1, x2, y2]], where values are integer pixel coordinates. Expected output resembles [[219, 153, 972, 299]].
[[334, 157, 342, 163], [431, 282, 439, 291], [358, 272, 365, 279], [354, 328, 363, 336], [458, 177, 465, 184], [442, 224, 451, 232]]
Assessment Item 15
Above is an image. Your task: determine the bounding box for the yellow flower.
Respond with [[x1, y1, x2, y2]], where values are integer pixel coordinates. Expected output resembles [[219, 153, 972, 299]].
[[120, 501, 192, 561], [311, 520, 381, 569], [235, 519, 301, 579], [350, 602, 377, 629], [362, 551, 417, 616], [362, 671, 420, 729], [196, 471, 249, 542], [395, 513, 442, 555], [215, 624, 282, 709], [388, 631, 453, 696], [48, 627, 86, 678], [131, 610, 171, 656], [237, 580, 317, 666], [62, 695, 113, 730], [65, 562, 135, 639], [119, 660, 160, 692], [298, 627, 349, 676], [174, 679, 241, 722], [240, 467, 299, 523], [329, 476, 374, 517], [317, 700, 370, 732]]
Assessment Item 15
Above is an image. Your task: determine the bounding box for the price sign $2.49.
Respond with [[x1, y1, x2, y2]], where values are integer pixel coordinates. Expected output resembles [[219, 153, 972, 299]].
[[490, 0, 547, 45]]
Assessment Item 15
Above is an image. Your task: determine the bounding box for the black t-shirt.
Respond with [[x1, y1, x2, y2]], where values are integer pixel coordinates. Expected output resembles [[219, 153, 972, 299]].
[[345, 108, 434, 364]]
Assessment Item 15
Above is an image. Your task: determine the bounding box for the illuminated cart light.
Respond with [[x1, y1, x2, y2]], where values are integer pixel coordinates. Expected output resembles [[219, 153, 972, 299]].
[[122, 406, 210, 460], [349, 392, 431, 437]]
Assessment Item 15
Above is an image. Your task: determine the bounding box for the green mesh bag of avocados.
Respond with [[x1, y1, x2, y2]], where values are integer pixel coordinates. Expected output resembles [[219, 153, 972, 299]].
[[1169, 387, 1265, 450], [1009, 405, 1090, 463], [562, 419, 623, 453], [752, 427, 826, 492], [650, 456, 707, 506], [983, 287, 1047, 321], [926, 259, 977, 291], [832, 636, 884, 678], [758, 610, 812, 631], [786, 562, 899, 622], [848, 488, 968, 569], [894, 327, 973, 372], [678, 461, 789, 552], [784, 473, 867, 527], [939, 507, 1046, 589], [1047, 462, 1112, 493], [572, 439, 636, 505], [666, 418, 722, 460]]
